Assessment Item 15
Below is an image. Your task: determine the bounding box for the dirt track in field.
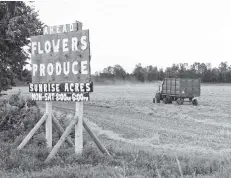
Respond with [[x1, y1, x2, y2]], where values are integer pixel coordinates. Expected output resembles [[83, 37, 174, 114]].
[[8, 83, 231, 155]]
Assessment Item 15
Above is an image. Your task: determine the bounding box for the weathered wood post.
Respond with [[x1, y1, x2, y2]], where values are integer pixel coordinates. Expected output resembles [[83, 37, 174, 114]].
[[74, 20, 84, 155], [46, 102, 52, 148], [75, 102, 83, 154]]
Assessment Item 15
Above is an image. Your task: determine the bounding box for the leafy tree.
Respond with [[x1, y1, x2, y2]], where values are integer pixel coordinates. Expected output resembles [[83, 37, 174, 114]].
[[219, 62, 228, 72], [113, 65, 126, 79], [165, 67, 172, 78], [146, 65, 158, 81], [133, 63, 146, 82], [178, 63, 188, 78], [99, 64, 127, 81], [170, 63, 179, 77], [191, 62, 200, 74], [22, 68, 32, 83], [158, 68, 165, 80], [0, 2, 43, 93], [101, 66, 114, 77]]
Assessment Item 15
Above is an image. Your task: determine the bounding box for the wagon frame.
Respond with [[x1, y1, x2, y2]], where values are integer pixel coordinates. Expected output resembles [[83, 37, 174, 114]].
[[154, 78, 201, 105]]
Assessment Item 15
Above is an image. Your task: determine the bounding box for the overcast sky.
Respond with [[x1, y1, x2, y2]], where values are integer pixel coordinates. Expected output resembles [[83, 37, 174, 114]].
[[32, 0, 231, 73]]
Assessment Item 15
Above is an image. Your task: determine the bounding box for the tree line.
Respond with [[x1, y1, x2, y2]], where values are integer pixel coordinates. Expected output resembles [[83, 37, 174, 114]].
[[94, 62, 231, 83]]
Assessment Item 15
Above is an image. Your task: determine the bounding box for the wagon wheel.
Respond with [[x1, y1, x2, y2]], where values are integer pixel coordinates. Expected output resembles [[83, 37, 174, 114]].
[[181, 98, 184, 105], [163, 97, 168, 104], [166, 95, 172, 104], [155, 93, 161, 103], [192, 99, 198, 106], [176, 98, 183, 105], [153, 98, 155, 103]]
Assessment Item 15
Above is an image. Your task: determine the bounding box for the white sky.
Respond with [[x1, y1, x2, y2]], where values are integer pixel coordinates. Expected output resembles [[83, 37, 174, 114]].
[[32, 0, 231, 73]]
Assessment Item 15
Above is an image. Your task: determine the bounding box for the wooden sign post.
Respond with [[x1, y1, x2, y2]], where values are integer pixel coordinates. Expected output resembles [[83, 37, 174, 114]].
[[18, 21, 111, 162], [75, 102, 83, 154], [46, 102, 52, 148]]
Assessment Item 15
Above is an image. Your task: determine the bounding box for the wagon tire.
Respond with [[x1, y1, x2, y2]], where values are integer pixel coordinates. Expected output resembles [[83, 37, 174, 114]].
[[181, 98, 184, 105], [163, 98, 168, 104], [155, 93, 161, 103], [166, 95, 172, 104], [192, 99, 198, 106], [177, 98, 183, 105]]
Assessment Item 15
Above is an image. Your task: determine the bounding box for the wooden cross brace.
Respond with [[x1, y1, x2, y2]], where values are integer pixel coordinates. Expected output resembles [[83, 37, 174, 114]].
[[17, 102, 74, 150], [45, 102, 111, 163], [17, 102, 111, 164], [44, 117, 111, 163]]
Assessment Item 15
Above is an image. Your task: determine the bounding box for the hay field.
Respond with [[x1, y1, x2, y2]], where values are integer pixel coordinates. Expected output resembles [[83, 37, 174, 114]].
[[9, 83, 231, 156], [3, 83, 231, 177], [87, 83, 231, 155]]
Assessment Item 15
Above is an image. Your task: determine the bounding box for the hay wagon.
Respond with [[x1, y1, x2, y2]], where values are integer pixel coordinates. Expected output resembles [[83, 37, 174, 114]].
[[153, 78, 201, 105]]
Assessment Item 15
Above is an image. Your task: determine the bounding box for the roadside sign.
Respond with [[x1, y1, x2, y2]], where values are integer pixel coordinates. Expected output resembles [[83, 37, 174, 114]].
[[31, 30, 90, 83], [29, 22, 92, 102], [19, 21, 109, 161]]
